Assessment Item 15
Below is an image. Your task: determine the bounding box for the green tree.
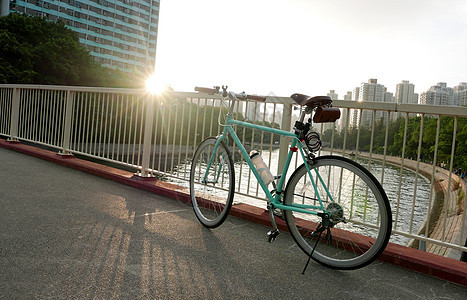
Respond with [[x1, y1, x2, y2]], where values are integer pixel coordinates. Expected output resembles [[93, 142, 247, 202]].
[[455, 118, 467, 170], [0, 13, 140, 87], [321, 114, 466, 171]]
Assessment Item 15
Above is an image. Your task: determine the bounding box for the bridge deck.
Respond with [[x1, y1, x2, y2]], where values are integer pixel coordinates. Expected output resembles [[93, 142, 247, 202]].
[[0, 146, 466, 298]]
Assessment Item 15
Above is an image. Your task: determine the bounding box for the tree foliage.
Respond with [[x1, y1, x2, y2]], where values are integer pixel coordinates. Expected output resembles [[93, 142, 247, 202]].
[[0, 13, 140, 87], [321, 115, 467, 170]]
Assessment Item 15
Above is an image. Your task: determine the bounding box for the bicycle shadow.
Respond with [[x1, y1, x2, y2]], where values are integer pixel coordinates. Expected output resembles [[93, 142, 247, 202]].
[[33, 186, 272, 298]]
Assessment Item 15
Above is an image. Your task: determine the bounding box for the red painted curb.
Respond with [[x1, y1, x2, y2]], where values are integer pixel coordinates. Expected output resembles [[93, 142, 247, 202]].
[[0, 138, 465, 286]]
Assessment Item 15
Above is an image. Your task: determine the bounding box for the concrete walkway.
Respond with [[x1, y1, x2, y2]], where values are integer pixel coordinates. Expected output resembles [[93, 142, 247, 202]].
[[1, 147, 466, 298]]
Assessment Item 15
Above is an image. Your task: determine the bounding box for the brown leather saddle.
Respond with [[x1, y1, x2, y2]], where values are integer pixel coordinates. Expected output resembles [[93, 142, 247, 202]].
[[291, 93, 332, 108], [290, 93, 340, 123]]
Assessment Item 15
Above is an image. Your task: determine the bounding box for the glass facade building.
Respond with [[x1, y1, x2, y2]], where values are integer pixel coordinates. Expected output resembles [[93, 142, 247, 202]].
[[2, 0, 159, 73]]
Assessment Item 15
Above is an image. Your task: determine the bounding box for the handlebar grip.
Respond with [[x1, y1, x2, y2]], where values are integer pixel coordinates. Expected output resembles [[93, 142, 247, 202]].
[[195, 87, 217, 94], [247, 94, 267, 102]]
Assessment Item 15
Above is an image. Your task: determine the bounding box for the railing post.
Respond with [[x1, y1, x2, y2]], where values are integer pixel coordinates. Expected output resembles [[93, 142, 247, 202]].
[[59, 90, 74, 155], [138, 94, 155, 177], [419, 234, 426, 251], [8, 87, 20, 142], [278, 103, 292, 173]]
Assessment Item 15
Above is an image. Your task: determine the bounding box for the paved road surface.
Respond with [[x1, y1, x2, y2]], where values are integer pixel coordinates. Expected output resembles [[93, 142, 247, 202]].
[[0, 147, 465, 299]]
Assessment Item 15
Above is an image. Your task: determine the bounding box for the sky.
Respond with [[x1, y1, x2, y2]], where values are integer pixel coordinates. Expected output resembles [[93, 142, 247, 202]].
[[154, 0, 467, 98]]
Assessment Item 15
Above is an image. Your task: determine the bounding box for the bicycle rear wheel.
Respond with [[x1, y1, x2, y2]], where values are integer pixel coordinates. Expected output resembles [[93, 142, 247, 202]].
[[190, 137, 235, 228], [284, 155, 391, 270]]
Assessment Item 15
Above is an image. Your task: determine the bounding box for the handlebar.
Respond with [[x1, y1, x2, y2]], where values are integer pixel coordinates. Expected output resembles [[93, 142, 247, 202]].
[[194, 86, 266, 102], [194, 86, 218, 94], [246, 94, 267, 102]]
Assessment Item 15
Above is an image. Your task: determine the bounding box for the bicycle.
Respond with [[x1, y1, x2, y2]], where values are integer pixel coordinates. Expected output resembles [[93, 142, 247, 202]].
[[189, 85, 392, 270]]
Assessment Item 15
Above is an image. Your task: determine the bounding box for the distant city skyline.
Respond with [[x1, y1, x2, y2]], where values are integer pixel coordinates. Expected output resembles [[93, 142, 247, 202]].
[[329, 79, 467, 107], [337, 79, 466, 106]]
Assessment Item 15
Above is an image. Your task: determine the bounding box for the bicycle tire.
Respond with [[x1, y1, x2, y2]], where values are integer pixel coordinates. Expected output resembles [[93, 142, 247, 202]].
[[284, 155, 392, 270], [190, 137, 235, 228]]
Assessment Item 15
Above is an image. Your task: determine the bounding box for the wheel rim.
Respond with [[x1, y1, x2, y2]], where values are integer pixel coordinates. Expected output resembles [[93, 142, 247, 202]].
[[285, 156, 391, 269], [190, 139, 234, 227]]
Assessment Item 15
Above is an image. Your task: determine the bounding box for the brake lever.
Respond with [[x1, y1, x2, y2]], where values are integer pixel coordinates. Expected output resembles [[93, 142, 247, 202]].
[[222, 85, 228, 97]]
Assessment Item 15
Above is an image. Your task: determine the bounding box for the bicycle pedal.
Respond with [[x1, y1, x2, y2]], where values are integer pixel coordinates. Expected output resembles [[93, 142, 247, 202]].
[[267, 229, 280, 243]]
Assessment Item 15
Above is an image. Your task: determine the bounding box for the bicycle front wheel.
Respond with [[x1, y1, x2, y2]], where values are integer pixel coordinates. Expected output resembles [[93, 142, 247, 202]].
[[284, 155, 392, 270], [190, 137, 235, 228]]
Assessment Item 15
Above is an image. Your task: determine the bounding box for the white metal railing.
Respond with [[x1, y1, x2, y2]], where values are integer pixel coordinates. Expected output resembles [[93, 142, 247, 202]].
[[0, 84, 466, 259]]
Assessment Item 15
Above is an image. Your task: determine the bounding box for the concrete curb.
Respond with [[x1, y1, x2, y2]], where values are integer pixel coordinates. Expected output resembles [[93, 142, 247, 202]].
[[0, 138, 465, 286]]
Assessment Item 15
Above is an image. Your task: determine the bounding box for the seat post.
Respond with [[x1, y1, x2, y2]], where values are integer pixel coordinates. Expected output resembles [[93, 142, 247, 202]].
[[298, 106, 313, 123], [298, 109, 307, 123]]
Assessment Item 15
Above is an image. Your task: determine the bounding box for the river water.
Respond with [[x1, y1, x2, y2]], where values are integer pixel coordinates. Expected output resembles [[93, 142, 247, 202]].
[[170, 148, 430, 246]]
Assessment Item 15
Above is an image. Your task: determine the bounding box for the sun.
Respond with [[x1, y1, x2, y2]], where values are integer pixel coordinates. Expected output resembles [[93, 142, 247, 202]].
[[145, 74, 165, 95]]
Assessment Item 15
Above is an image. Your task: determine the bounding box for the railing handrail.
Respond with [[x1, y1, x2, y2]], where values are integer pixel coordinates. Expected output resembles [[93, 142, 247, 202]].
[[2, 84, 466, 117], [0, 84, 148, 95], [174, 90, 467, 117]]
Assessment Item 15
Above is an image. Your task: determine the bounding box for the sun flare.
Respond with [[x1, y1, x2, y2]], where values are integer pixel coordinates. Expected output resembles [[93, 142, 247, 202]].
[[145, 74, 165, 95]]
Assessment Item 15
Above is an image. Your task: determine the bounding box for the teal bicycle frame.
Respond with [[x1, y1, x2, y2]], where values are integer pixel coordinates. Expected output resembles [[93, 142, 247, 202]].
[[204, 102, 334, 216]]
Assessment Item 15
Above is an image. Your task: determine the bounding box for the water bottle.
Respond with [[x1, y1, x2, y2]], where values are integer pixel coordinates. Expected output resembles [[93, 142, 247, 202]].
[[249, 150, 274, 186]]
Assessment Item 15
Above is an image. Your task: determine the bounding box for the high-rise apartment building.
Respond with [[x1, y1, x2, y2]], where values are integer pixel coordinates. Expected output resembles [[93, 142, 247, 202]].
[[384, 90, 393, 103], [352, 87, 360, 101], [337, 91, 353, 132], [1, 0, 159, 73], [395, 80, 418, 105], [454, 82, 467, 92], [420, 82, 457, 106], [358, 79, 391, 127], [420, 91, 435, 106], [454, 82, 467, 106], [327, 90, 338, 100], [348, 87, 360, 127], [394, 80, 418, 119], [359, 78, 385, 102], [343, 91, 352, 101]]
